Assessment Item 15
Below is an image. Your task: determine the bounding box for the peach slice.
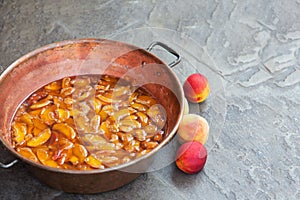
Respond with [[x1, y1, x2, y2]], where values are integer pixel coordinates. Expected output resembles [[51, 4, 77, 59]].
[[62, 77, 72, 88], [11, 122, 27, 143], [52, 123, 76, 140], [68, 155, 80, 165], [27, 128, 51, 147], [73, 144, 88, 163], [135, 95, 156, 107], [85, 155, 103, 169], [16, 147, 38, 163], [176, 141, 207, 174], [29, 99, 52, 110], [44, 81, 61, 91], [55, 108, 70, 123], [177, 114, 209, 144], [36, 148, 50, 165], [183, 73, 210, 103]]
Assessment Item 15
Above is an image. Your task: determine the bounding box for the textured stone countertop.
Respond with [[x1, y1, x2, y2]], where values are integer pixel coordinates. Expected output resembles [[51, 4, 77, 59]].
[[0, 0, 299, 199]]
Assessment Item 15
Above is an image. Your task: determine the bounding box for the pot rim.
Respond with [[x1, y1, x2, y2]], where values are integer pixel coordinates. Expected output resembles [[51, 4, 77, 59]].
[[0, 38, 184, 174]]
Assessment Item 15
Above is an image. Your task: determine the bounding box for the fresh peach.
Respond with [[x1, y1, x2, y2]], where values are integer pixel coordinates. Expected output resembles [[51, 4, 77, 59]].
[[183, 73, 210, 103], [176, 141, 207, 174], [183, 97, 189, 115], [177, 114, 209, 144]]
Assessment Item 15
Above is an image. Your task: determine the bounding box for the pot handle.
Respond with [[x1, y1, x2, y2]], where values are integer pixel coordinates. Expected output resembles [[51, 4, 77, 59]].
[[0, 159, 18, 169], [146, 42, 181, 68]]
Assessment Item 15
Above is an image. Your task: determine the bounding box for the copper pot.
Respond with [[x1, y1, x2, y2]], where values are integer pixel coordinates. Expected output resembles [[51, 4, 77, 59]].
[[0, 38, 183, 194]]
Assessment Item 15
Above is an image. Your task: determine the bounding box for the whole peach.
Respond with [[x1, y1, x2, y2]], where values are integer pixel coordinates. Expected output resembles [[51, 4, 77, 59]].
[[176, 141, 207, 174], [183, 73, 210, 103], [177, 114, 209, 144]]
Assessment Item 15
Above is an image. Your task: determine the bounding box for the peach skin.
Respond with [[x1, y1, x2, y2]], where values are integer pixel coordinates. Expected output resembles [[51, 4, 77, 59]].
[[176, 141, 207, 174], [183, 73, 210, 103], [177, 114, 209, 144]]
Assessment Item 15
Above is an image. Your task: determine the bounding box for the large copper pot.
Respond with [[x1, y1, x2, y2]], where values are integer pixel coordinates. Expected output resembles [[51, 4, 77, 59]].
[[0, 38, 183, 194]]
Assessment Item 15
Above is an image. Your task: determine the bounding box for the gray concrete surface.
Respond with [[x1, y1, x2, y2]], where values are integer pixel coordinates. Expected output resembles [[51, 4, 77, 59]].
[[0, 0, 299, 199]]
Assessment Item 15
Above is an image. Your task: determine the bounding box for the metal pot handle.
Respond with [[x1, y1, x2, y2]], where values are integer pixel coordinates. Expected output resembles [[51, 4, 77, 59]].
[[147, 42, 181, 68], [0, 159, 18, 169]]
